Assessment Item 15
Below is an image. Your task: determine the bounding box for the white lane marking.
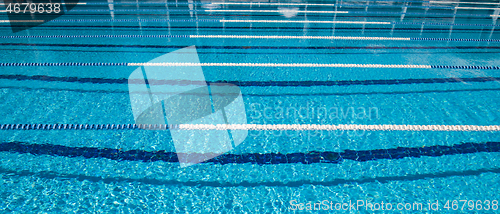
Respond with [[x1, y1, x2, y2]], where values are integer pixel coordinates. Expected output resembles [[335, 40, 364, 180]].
[[430, 1, 500, 5], [0, 20, 44, 22], [220, 20, 391, 24], [211, 2, 337, 6], [0, 2, 86, 5], [205, 9, 348, 14], [189, 35, 411, 41], [176, 124, 500, 131], [455, 7, 500, 10], [128, 63, 431, 68]]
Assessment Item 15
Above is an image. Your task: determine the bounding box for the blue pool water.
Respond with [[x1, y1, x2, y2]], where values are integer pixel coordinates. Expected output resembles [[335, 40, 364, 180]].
[[1, 0, 500, 213]]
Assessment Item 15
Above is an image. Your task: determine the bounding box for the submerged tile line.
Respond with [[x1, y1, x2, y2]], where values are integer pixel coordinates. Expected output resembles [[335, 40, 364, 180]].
[[0, 141, 499, 165], [8, 47, 492, 55], [1, 74, 499, 87], [7, 5, 496, 18], [2, 85, 500, 96], [4, 43, 500, 50], [2, 19, 500, 27], [1, 166, 500, 187], [229, 19, 500, 27], [1, 124, 500, 132], [2, 25, 497, 32], [76, 0, 498, 5], [2, 10, 498, 19], [0, 3, 468, 10]]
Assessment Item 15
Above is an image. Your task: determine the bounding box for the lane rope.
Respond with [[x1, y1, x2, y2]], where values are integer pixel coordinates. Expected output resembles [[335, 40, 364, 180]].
[[2, 19, 500, 27], [2, 9, 497, 19], [1, 124, 499, 131], [0, 63, 498, 70], [128, 63, 433, 68], [1, 34, 499, 42]]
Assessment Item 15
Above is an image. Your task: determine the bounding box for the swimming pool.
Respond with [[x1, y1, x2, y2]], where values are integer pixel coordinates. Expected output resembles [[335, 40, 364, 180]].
[[1, 0, 500, 213]]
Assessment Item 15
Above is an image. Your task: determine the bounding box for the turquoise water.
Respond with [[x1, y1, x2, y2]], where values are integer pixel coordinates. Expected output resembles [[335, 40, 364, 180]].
[[1, 0, 500, 213]]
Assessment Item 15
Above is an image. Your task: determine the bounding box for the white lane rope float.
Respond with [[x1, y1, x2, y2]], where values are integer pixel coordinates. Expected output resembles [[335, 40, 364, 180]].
[[127, 63, 432, 68], [190, 35, 410, 40], [1, 124, 500, 132]]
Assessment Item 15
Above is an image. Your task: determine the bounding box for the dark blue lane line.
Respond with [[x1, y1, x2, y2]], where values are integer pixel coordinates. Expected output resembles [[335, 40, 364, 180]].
[[1, 141, 499, 165], [3, 25, 498, 32], [246, 88, 500, 96], [3, 48, 500, 55], [10, 19, 500, 27], [60, 4, 458, 10], [2, 43, 500, 50], [1, 74, 499, 87], [2, 167, 499, 187], [2, 85, 500, 96], [44, 10, 500, 19]]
